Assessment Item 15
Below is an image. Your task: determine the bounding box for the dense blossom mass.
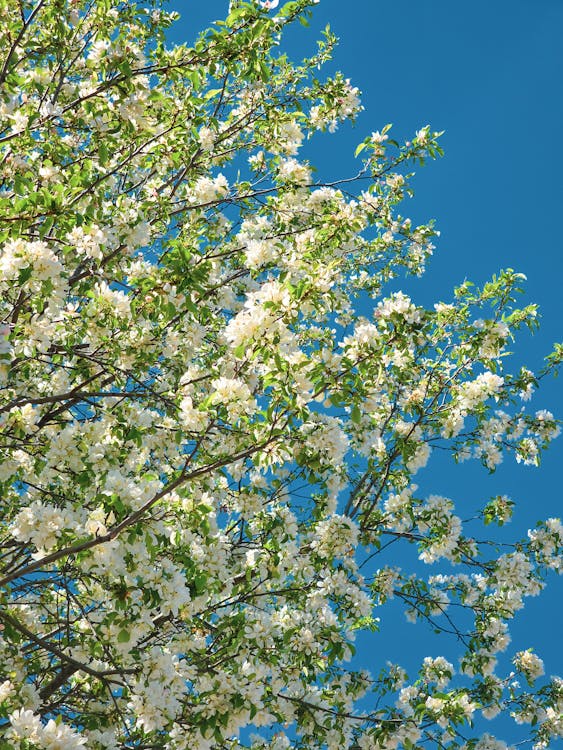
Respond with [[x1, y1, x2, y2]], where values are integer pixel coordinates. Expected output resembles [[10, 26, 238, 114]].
[[0, 1, 561, 749]]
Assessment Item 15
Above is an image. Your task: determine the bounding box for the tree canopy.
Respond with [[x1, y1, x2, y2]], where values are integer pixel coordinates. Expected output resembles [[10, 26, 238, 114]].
[[0, 1, 561, 750]]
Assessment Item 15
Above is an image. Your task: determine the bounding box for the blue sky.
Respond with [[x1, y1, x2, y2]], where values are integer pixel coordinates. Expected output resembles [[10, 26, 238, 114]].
[[167, 0, 562, 742]]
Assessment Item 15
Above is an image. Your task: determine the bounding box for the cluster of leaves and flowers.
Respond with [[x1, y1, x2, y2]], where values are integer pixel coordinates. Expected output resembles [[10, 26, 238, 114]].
[[0, 1, 561, 749]]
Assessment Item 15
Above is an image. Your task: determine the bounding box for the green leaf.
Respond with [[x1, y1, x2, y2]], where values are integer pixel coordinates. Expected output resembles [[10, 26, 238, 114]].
[[18, 266, 32, 284], [258, 60, 270, 82], [99, 142, 109, 166], [117, 629, 130, 643], [355, 141, 367, 157], [39, 215, 54, 238]]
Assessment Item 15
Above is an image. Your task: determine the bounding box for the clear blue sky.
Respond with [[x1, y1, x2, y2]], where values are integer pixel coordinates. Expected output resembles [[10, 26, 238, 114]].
[[167, 1, 562, 743]]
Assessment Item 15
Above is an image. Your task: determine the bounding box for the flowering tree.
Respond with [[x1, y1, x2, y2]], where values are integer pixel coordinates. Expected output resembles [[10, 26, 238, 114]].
[[0, 1, 561, 749]]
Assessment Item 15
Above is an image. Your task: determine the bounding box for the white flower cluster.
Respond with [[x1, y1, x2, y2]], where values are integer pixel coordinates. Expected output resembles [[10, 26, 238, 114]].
[[421, 656, 455, 688], [494, 552, 542, 600], [311, 515, 359, 559], [191, 173, 229, 203], [198, 125, 216, 151], [469, 734, 514, 750], [225, 280, 296, 351], [372, 566, 400, 603], [178, 394, 207, 432], [128, 648, 187, 731], [514, 650, 545, 683], [301, 415, 350, 469], [416, 495, 463, 564], [528, 517, 563, 570], [274, 119, 305, 155], [212, 376, 257, 419], [66, 224, 107, 260], [376, 291, 422, 325], [276, 158, 311, 186], [8, 709, 86, 750], [309, 79, 362, 133], [457, 371, 505, 411], [384, 485, 417, 532], [0, 238, 65, 291], [10, 499, 79, 554]]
